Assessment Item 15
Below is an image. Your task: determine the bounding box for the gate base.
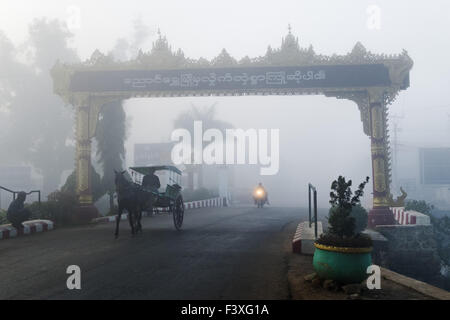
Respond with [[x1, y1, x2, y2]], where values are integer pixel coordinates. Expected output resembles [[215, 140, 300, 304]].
[[368, 207, 396, 228], [72, 205, 100, 224]]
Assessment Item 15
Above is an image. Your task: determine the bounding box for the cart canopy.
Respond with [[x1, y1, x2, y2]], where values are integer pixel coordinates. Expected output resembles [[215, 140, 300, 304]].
[[130, 165, 182, 176]]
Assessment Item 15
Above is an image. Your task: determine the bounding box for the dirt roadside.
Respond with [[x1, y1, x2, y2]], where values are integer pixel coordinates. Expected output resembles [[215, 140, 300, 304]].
[[284, 221, 445, 300]]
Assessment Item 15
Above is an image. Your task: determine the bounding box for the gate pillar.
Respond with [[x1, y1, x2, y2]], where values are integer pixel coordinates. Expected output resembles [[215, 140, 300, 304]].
[[73, 104, 98, 223], [72, 96, 111, 223], [367, 89, 396, 228], [74, 103, 99, 222]]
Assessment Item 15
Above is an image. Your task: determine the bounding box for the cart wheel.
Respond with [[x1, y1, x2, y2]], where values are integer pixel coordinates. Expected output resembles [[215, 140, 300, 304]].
[[173, 196, 184, 230]]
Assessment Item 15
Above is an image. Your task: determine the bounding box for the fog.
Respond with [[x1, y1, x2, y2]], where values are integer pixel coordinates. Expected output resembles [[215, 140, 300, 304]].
[[1, 0, 450, 209]]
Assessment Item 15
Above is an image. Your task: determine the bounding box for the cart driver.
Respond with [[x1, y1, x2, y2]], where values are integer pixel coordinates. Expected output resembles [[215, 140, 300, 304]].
[[142, 168, 161, 192]]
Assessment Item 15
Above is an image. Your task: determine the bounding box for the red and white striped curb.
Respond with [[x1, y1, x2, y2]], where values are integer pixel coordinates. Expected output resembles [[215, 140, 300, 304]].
[[0, 220, 54, 240], [390, 207, 430, 225], [292, 222, 305, 254], [93, 197, 224, 224], [391, 207, 404, 223], [184, 197, 223, 210], [292, 221, 323, 255]]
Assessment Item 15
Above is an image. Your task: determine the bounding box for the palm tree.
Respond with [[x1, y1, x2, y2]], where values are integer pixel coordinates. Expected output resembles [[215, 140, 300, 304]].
[[173, 103, 232, 189]]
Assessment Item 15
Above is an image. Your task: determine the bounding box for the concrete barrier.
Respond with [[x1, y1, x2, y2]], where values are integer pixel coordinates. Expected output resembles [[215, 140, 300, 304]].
[[390, 207, 430, 225], [0, 220, 54, 240], [184, 197, 222, 210], [292, 221, 323, 255]]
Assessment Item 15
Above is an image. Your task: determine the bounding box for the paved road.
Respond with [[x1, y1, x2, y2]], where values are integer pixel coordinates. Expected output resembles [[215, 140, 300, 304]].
[[0, 206, 310, 300]]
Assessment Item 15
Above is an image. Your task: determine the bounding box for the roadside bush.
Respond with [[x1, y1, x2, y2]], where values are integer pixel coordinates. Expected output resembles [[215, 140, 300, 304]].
[[407, 200, 450, 274], [433, 216, 450, 264], [428, 212, 450, 270], [405, 199, 433, 214], [26, 191, 78, 226]]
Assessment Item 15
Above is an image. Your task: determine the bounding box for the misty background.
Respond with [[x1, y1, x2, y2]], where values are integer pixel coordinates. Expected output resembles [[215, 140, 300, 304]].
[[1, 0, 449, 209]]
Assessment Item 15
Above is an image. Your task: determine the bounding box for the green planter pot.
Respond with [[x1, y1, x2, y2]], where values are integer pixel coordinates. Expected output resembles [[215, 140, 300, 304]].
[[313, 243, 372, 284]]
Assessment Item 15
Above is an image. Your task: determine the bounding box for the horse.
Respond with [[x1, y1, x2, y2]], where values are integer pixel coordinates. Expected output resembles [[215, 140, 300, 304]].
[[114, 170, 146, 238]]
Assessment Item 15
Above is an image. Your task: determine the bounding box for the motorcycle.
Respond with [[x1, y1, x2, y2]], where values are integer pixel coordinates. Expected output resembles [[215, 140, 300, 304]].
[[253, 187, 267, 208]]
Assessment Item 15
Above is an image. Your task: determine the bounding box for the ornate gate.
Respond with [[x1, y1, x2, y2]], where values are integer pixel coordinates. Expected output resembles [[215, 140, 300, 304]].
[[51, 30, 413, 226]]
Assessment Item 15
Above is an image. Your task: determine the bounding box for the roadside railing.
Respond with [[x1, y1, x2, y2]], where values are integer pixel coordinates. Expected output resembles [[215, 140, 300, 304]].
[[308, 183, 318, 239], [0, 186, 41, 208]]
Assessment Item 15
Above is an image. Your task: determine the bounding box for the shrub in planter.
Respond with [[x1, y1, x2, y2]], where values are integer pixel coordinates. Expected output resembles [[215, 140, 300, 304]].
[[313, 176, 373, 284], [350, 205, 368, 234]]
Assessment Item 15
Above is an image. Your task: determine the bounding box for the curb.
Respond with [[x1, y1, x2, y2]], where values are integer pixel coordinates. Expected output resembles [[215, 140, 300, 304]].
[[292, 221, 323, 255], [381, 267, 450, 300], [93, 197, 223, 224], [184, 197, 223, 210], [0, 220, 54, 240]]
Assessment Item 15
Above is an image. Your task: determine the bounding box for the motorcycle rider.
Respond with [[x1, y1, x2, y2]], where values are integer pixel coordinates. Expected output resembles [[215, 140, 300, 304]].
[[253, 182, 269, 205]]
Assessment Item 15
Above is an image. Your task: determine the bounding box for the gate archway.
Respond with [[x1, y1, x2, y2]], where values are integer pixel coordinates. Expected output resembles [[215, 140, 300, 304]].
[[51, 30, 413, 227]]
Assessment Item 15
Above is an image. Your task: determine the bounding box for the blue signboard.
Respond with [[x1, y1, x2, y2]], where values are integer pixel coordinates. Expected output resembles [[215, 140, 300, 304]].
[[420, 148, 450, 185]]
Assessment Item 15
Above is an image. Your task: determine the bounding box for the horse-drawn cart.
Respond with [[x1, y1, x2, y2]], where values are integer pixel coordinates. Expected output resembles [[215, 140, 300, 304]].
[[130, 165, 184, 230]]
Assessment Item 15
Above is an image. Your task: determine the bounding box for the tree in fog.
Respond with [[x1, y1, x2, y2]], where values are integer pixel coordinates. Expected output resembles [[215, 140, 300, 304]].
[[110, 16, 153, 61], [0, 31, 20, 113], [0, 19, 78, 196], [95, 100, 127, 212], [174, 104, 233, 189], [91, 18, 150, 212]]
